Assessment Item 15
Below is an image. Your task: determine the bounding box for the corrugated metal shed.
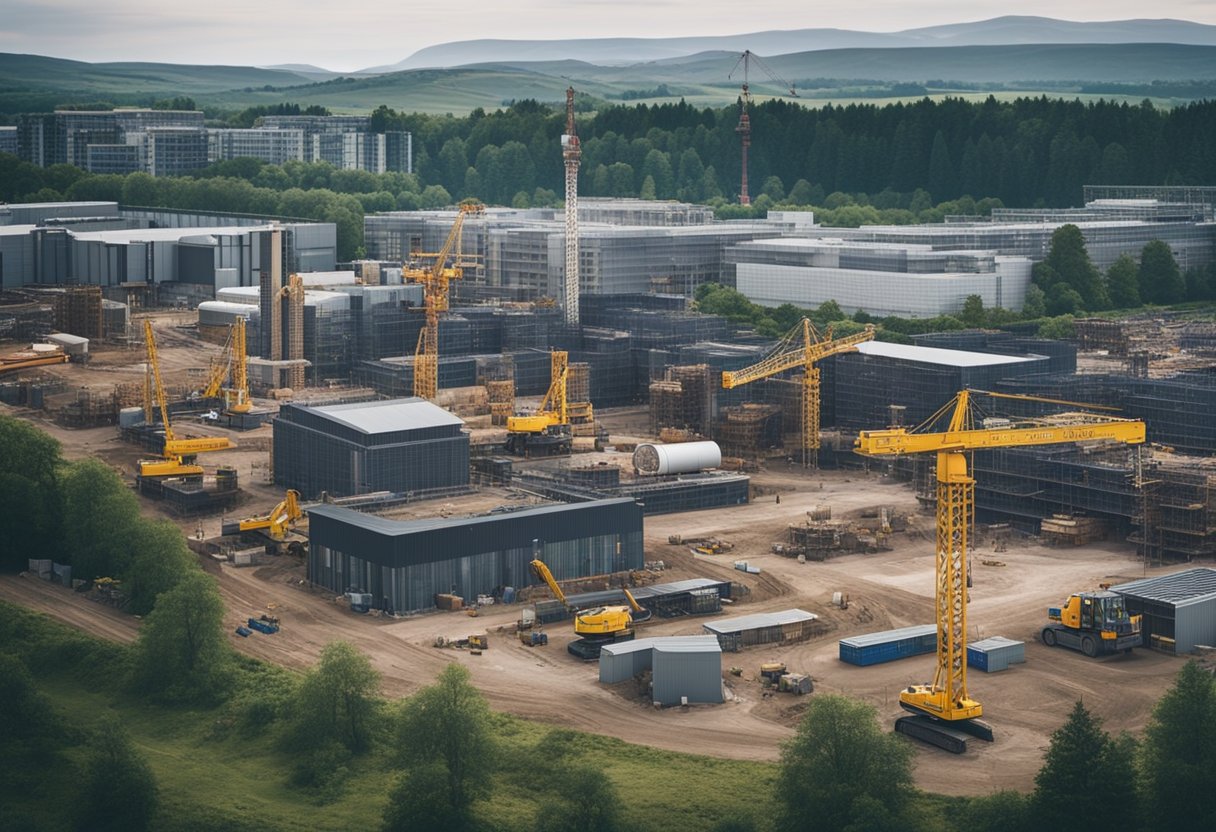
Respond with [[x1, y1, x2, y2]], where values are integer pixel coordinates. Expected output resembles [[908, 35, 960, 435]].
[[703, 609, 817, 635], [1112, 568, 1216, 607], [652, 636, 723, 706], [599, 636, 660, 684], [702, 609, 819, 652], [967, 636, 1025, 672], [1112, 567, 1216, 654]]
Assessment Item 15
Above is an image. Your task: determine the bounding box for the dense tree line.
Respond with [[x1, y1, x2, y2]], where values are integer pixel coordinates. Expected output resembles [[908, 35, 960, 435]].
[[3, 95, 1215, 262], [376, 95, 1216, 208]]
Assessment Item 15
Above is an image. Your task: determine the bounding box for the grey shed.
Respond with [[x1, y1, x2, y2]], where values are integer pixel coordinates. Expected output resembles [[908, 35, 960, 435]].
[[1111, 567, 1216, 654]]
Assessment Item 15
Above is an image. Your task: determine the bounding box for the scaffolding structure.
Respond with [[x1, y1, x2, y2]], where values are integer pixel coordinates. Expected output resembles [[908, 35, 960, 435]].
[[715, 403, 783, 460], [648, 364, 712, 436], [52, 286, 103, 340]]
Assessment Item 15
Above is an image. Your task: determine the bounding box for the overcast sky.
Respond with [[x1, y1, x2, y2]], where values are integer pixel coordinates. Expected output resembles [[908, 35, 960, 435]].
[[3, 1, 1214, 71]]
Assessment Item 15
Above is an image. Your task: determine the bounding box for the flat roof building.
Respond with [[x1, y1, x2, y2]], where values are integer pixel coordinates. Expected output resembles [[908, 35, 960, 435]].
[[1112, 568, 1216, 654], [307, 498, 644, 613], [274, 397, 469, 499]]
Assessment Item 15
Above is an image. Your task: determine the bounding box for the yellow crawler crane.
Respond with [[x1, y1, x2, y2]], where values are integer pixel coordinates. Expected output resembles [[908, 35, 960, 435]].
[[854, 389, 1145, 752], [722, 319, 874, 466], [505, 351, 589, 457], [405, 202, 484, 399], [529, 558, 650, 660], [199, 315, 252, 414], [138, 320, 234, 479]]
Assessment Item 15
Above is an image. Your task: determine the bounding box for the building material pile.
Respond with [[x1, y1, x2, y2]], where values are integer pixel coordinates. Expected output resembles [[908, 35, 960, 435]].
[[1040, 513, 1107, 545]]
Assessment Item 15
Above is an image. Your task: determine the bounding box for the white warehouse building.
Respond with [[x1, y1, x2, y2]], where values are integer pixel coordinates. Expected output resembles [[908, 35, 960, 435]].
[[729, 238, 1033, 318]]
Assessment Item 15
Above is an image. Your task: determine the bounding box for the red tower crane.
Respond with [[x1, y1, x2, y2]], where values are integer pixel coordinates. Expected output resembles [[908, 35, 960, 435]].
[[729, 50, 797, 206]]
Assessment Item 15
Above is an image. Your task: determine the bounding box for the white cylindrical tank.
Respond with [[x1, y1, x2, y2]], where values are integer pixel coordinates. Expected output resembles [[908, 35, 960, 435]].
[[632, 441, 721, 475]]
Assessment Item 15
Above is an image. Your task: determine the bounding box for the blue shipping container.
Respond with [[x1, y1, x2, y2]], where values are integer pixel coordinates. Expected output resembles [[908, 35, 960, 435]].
[[838, 625, 938, 667]]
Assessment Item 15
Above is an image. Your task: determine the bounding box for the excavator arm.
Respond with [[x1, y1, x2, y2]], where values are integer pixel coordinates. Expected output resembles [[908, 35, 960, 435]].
[[530, 558, 569, 608]]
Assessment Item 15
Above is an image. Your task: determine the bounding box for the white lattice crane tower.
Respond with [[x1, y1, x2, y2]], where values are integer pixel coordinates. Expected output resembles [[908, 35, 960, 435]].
[[562, 86, 581, 325]]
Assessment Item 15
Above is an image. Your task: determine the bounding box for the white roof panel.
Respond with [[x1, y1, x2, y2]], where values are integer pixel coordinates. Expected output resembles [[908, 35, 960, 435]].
[[702, 608, 817, 635], [856, 340, 1034, 368], [312, 397, 464, 434]]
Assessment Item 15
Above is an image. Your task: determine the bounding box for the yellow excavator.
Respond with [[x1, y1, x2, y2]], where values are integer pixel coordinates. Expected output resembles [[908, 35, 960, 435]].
[[506, 351, 593, 457], [529, 558, 651, 660], [138, 321, 234, 479], [854, 389, 1144, 752], [222, 490, 303, 543]]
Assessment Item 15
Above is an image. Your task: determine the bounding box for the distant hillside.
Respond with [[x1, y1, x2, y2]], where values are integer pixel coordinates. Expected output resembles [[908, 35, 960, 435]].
[[385, 16, 1216, 70], [0, 52, 318, 94]]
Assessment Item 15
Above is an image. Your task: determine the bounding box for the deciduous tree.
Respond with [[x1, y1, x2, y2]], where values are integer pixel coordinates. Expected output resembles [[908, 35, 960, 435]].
[[133, 570, 230, 703], [76, 717, 158, 832], [396, 664, 493, 816], [773, 694, 914, 832], [287, 641, 381, 754]]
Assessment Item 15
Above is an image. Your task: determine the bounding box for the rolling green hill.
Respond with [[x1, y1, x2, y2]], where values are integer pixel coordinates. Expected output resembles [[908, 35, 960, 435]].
[[0, 52, 317, 94], [4, 40, 1216, 118]]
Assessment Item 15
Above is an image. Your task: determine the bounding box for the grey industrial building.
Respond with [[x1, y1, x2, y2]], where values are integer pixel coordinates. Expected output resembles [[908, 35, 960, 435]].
[[0, 201, 336, 295], [273, 398, 469, 499], [1112, 568, 1216, 654], [306, 498, 644, 613], [16, 109, 411, 175], [598, 635, 724, 706], [364, 202, 787, 301]]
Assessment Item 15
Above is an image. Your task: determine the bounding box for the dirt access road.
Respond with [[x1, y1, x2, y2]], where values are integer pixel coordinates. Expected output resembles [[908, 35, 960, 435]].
[[1, 464, 1191, 796]]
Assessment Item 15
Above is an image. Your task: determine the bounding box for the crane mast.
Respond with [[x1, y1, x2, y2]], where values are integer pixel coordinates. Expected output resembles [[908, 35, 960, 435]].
[[729, 50, 797, 206], [406, 203, 483, 399], [722, 320, 874, 465], [854, 390, 1145, 751], [562, 86, 581, 325]]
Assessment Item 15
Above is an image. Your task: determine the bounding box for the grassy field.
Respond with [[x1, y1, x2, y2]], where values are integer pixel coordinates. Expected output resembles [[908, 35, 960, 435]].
[[1, 601, 778, 832]]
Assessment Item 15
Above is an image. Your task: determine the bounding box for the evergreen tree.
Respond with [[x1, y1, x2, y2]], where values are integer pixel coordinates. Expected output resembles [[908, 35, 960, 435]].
[[1105, 254, 1141, 308], [1138, 240, 1186, 304], [1039, 224, 1108, 310], [1138, 661, 1216, 832], [1032, 701, 1137, 829]]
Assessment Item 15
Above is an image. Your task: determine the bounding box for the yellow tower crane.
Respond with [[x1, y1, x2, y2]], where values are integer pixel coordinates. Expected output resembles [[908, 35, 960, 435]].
[[138, 320, 234, 479], [722, 319, 875, 465], [405, 202, 484, 399], [854, 389, 1145, 752], [200, 315, 252, 414]]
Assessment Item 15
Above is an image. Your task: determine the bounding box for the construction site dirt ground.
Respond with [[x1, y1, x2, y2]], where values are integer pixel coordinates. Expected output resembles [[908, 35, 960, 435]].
[[0, 452, 1194, 798]]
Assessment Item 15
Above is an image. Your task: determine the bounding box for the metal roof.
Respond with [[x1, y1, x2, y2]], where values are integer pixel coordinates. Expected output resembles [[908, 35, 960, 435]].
[[856, 341, 1034, 368], [838, 624, 937, 648], [70, 225, 278, 243], [631, 578, 728, 600], [307, 497, 638, 537], [1112, 568, 1216, 607], [702, 608, 817, 635], [308, 397, 464, 435], [600, 635, 721, 657], [969, 636, 1024, 651]]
